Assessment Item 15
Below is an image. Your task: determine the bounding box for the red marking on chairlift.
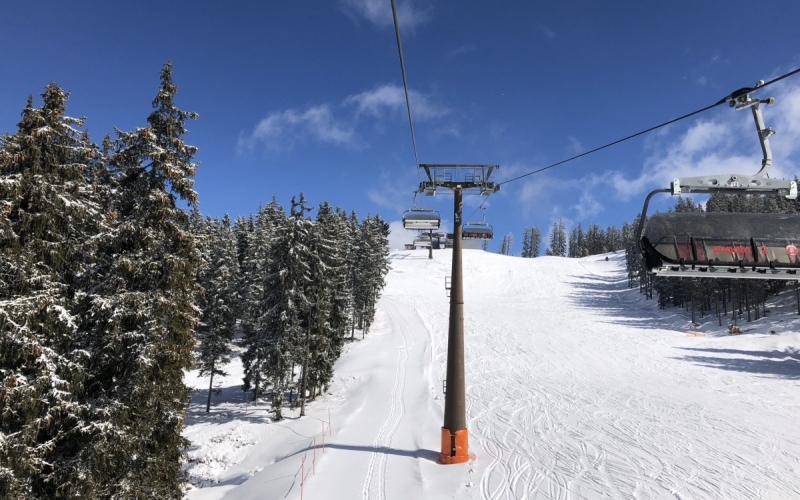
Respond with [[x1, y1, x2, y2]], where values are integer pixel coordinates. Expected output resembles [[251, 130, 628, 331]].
[[787, 244, 798, 263], [712, 245, 752, 256]]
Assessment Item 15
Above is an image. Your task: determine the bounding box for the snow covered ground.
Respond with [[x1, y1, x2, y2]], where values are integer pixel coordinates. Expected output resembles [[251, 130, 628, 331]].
[[183, 250, 800, 500]]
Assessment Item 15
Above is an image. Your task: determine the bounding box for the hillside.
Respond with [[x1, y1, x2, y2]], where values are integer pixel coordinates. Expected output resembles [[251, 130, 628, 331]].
[[184, 249, 800, 500]]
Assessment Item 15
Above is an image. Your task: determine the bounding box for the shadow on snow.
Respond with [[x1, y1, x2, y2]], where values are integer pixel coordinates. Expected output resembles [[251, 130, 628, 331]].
[[672, 346, 800, 379]]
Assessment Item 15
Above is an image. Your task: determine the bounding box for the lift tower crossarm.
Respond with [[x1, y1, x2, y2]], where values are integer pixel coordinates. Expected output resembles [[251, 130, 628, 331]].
[[418, 163, 500, 196]]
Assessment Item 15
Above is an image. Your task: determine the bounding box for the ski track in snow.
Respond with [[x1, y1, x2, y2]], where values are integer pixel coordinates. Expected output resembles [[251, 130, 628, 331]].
[[461, 254, 800, 500], [361, 300, 411, 500], [184, 250, 800, 500]]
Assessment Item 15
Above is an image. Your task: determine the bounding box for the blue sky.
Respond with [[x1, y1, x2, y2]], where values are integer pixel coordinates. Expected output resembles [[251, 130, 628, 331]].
[[2, 1, 800, 253]]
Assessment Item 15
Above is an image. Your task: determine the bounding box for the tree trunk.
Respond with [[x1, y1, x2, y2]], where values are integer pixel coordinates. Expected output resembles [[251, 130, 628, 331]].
[[300, 324, 311, 417], [745, 282, 751, 322], [254, 374, 259, 404], [206, 362, 215, 413]]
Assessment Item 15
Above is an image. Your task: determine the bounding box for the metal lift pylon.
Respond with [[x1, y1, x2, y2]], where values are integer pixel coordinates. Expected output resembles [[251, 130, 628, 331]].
[[418, 164, 499, 464]]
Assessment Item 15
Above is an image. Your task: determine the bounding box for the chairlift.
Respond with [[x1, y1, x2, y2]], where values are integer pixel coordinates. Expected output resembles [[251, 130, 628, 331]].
[[403, 192, 441, 230], [403, 208, 441, 230], [413, 234, 433, 247], [638, 81, 799, 280], [641, 212, 800, 279], [462, 206, 494, 240]]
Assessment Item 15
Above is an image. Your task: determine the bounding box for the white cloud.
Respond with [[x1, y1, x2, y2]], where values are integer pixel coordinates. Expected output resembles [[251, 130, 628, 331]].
[[387, 220, 408, 250], [237, 105, 359, 153], [447, 43, 476, 59], [567, 135, 583, 155], [771, 81, 800, 175], [344, 84, 448, 120], [339, 0, 431, 32], [365, 166, 422, 217], [539, 25, 556, 40], [430, 123, 461, 140], [588, 80, 800, 205], [571, 190, 603, 222], [238, 83, 449, 154]]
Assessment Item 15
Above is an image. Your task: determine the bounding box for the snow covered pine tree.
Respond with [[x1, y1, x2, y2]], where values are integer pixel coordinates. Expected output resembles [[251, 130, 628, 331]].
[[0, 84, 104, 498], [77, 62, 200, 498]]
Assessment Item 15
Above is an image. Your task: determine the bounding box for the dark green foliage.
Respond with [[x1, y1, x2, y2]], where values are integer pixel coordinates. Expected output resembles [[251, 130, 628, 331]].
[[236, 200, 390, 420], [75, 62, 199, 498], [305, 203, 352, 401], [352, 215, 390, 335], [239, 198, 286, 408], [521, 226, 541, 258], [264, 195, 314, 420], [194, 215, 238, 413], [546, 218, 567, 257], [498, 233, 513, 255], [0, 84, 105, 498], [1, 63, 394, 497], [568, 222, 626, 258]]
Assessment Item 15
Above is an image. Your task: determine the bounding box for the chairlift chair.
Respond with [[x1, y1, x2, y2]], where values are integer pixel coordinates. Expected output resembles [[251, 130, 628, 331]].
[[638, 81, 799, 280], [403, 207, 441, 230], [462, 221, 494, 240], [462, 206, 494, 240], [641, 212, 800, 279], [403, 192, 441, 230], [413, 234, 433, 247]]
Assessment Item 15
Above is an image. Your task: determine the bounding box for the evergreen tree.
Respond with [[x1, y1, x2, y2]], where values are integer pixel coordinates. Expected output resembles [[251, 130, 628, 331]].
[[240, 199, 284, 404], [529, 227, 541, 258], [77, 62, 199, 498], [0, 84, 104, 498], [263, 195, 314, 420], [196, 215, 238, 413], [307, 204, 351, 399], [498, 233, 513, 255], [346, 211, 361, 339], [352, 215, 390, 335], [546, 218, 567, 256], [521, 227, 531, 258]]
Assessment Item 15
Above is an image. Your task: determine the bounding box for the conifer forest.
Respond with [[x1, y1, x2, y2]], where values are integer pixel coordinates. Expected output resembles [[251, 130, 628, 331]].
[[0, 64, 390, 498]]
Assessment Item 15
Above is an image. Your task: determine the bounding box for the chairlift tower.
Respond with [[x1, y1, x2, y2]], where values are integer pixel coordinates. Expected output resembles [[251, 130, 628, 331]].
[[418, 163, 499, 464]]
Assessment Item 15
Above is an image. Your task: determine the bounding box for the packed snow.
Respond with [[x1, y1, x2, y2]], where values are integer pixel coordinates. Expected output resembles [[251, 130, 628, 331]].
[[183, 250, 800, 499]]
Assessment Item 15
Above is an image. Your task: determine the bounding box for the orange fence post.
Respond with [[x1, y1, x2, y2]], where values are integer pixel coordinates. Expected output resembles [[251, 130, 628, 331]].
[[328, 408, 332, 435], [313, 437, 316, 474], [322, 421, 326, 453]]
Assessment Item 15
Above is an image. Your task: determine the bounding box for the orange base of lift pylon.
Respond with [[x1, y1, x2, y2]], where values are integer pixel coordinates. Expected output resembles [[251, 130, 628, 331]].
[[439, 427, 469, 464]]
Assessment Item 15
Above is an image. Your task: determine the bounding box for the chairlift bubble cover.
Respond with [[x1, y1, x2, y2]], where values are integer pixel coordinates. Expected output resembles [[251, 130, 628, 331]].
[[641, 212, 800, 278], [402, 208, 441, 230], [462, 223, 493, 240]]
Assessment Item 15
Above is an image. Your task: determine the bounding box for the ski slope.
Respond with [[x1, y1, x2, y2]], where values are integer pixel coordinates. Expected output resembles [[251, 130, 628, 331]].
[[184, 250, 800, 500]]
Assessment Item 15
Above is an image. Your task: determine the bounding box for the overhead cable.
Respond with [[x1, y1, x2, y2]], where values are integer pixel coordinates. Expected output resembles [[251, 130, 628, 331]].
[[391, 0, 421, 177], [499, 67, 800, 187]]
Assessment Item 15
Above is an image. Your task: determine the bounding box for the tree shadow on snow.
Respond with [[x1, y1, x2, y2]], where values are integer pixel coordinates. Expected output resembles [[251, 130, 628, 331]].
[[566, 274, 690, 331], [185, 382, 287, 424], [672, 346, 800, 379], [279, 443, 440, 463]]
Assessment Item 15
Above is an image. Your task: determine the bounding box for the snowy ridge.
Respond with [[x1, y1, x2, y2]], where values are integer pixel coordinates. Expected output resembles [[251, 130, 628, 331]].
[[184, 250, 800, 500]]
